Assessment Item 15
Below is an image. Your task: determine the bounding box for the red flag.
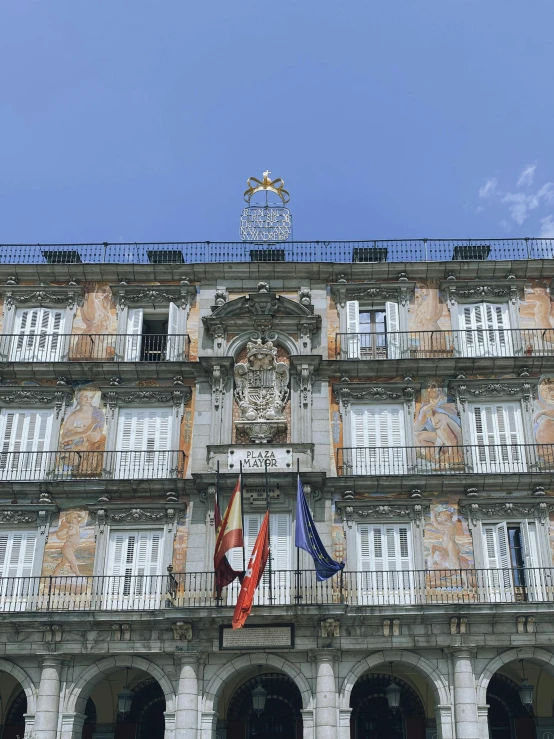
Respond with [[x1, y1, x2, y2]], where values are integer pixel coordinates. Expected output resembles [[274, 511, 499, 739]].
[[232, 511, 270, 629], [214, 478, 244, 588]]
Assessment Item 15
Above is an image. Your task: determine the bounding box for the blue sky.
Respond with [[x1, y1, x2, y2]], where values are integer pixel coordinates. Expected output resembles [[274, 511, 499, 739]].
[[1, 1, 553, 243]]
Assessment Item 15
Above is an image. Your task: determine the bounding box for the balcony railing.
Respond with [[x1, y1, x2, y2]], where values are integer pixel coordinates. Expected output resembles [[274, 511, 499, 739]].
[[1, 568, 553, 611], [336, 328, 554, 360], [0, 334, 190, 363], [337, 444, 554, 476], [0, 238, 552, 264], [0, 450, 185, 481]]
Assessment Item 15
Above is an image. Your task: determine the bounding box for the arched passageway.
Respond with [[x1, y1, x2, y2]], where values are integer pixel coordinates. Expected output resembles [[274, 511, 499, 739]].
[[223, 672, 303, 739], [486, 674, 535, 739], [2, 689, 26, 739], [349, 673, 430, 739]]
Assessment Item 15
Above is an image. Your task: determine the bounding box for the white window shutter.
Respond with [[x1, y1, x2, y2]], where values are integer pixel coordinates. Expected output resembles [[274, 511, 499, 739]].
[[495, 522, 510, 569], [351, 405, 406, 475], [116, 408, 173, 478], [385, 301, 400, 359], [482, 525, 498, 569], [345, 300, 360, 359], [0, 532, 37, 578], [520, 520, 538, 570], [0, 410, 52, 480], [372, 527, 385, 572], [270, 513, 291, 571], [166, 302, 180, 360], [11, 308, 65, 361], [125, 308, 143, 361], [358, 525, 372, 571]]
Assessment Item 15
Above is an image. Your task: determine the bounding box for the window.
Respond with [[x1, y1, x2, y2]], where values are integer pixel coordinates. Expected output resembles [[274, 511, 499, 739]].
[[227, 512, 291, 605], [482, 521, 542, 601], [115, 408, 173, 478], [0, 531, 37, 610], [346, 300, 400, 359], [10, 308, 66, 362], [0, 410, 53, 481], [124, 303, 181, 361], [468, 402, 525, 473], [358, 523, 414, 604], [104, 530, 164, 609], [350, 404, 406, 474], [458, 303, 512, 357]]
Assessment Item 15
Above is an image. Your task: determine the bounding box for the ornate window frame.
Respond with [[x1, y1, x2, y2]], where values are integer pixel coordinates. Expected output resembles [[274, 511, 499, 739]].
[[460, 499, 554, 570], [0, 503, 58, 577], [330, 278, 416, 334], [439, 276, 525, 332], [110, 280, 196, 337], [336, 498, 429, 570], [89, 502, 187, 576], [333, 379, 420, 448], [0, 281, 85, 337]]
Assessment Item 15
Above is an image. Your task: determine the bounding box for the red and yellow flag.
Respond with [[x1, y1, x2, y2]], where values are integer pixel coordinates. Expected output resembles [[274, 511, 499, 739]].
[[232, 511, 270, 629], [214, 478, 244, 587]]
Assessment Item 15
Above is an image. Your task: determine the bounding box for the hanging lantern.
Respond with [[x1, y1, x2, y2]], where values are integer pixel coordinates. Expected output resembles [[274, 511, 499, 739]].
[[519, 679, 534, 707], [386, 681, 402, 711], [251, 683, 268, 716], [117, 687, 134, 716]]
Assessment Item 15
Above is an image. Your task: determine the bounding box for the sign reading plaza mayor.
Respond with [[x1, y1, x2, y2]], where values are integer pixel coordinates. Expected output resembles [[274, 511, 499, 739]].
[[220, 624, 294, 650], [228, 447, 293, 470]]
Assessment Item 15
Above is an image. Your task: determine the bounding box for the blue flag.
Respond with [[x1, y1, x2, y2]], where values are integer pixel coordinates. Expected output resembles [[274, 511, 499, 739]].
[[295, 475, 345, 582]]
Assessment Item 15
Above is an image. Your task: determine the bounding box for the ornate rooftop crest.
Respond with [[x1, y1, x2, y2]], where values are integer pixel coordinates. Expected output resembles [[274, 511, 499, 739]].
[[240, 170, 292, 243], [243, 170, 290, 204]]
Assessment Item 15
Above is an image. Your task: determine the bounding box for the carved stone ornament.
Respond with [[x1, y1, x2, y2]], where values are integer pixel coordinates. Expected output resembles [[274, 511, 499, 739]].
[[0, 283, 85, 310], [203, 292, 320, 339], [0, 506, 57, 535], [336, 500, 429, 528], [110, 282, 196, 308], [101, 385, 191, 416], [439, 278, 525, 306], [460, 500, 553, 527], [333, 380, 419, 412], [234, 340, 289, 443], [321, 618, 340, 638], [0, 386, 73, 418], [449, 378, 538, 412], [330, 279, 416, 308], [91, 505, 186, 533], [172, 621, 193, 640]]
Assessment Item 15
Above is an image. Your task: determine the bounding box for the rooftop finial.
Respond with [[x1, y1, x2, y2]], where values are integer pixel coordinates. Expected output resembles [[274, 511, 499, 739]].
[[243, 170, 290, 204]]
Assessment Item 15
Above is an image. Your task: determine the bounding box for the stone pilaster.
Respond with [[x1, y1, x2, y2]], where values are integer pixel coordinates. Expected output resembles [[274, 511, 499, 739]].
[[200, 710, 217, 739], [477, 704, 490, 739], [34, 658, 63, 739], [447, 648, 480, 739], [300, 708, 315, 739], [338, 707, 352, 739], [175, 652, 202, 739], [310, 649, 338, 739]]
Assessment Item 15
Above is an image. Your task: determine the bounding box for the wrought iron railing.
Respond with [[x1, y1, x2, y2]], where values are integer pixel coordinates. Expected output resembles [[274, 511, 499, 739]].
[[0, 333, 190, 362], [336, 328, 554, 360], [336, 444, 554, 476], [0, 238, 552, 264], [1, 568, 552, 611], [0, 450, 185, 481]]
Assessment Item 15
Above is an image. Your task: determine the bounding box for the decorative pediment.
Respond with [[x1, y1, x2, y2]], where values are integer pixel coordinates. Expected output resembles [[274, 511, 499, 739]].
[[0, 282, 85, 309], [460, 500, 553, 527], [101, 383, 192, 415], [330, 279, 416, 308], [0, 504, 58, 535], [0, 385, 73, 418], [439, 277, 525, 305], [110, 281, 196, 308], [333, 379, 420, 411], [203, 292, 321, 337], [336, 499, 429, 528], [90, 503, 186, 534], [449, 377, 538, 412]]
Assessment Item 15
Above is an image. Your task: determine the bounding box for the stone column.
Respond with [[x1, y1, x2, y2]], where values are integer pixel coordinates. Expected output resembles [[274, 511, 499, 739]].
[[311, 650, 338, 739], [448, 648, 480, 739], [34, 658, 63, 739], [175, 653, 201, 739]]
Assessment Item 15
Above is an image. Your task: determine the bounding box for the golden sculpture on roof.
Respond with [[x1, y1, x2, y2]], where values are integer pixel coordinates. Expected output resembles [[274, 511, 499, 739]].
[[243, 170, 290, 204]]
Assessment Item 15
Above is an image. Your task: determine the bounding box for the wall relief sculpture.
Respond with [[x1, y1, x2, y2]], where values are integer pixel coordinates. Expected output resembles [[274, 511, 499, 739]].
[[234, 339, 289, 443]]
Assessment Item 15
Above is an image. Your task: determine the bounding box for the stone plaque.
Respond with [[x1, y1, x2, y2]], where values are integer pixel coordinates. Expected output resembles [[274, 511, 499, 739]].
[[228, 447, 293, 471], [220, 624, 294, 650]]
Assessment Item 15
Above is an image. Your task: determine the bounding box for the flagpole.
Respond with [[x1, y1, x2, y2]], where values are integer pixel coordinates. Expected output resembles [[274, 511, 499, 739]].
[[240, 461, 245, 573], [295, 457, 301, 604], [265, 458, 273, 604], [215, 460, 221, 603]]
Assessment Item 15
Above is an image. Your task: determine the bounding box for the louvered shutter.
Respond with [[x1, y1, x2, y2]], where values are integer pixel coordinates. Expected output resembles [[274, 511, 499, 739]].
[[11, 308, 65, 361], [520, 520, 542, 601], [0, 410, 52, 480], [125, 308, 143, 361], [482, 523, 513, 600], [350, 405, 406, 475], [458, 303, 511, 357], [116, 408, 173, 478], [0, 532, 37, 608], [385, 301, 401, 359], [469, 402, 525, 473], [357, 524, 413, 604], [106, 530, 163, 608], [346, 300, 360, 359], [166, 302, 180, 360]]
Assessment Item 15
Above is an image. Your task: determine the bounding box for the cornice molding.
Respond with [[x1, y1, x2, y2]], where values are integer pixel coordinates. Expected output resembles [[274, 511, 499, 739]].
[[0, 385, 73, 417], [100, 384, 192, 415], [110, 281, 196, 308], [0, 283, 85, 310], [333, 379, 420, 410], [89, 503, 186, 533], [336, 499, 430, 528], [0, 504, 58, 535], [449, 377, 538, 411], [460, 500, 553, 527], [439, 277, 525, 305], [330, 279, 416, 308]]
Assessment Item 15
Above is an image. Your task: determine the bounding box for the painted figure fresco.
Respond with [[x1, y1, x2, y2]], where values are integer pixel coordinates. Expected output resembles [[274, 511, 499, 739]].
[[425, 503, 473, 570], [59, 389, 106, 475], [520, 282, 554, 328], [43, 509, 95, 577], [534, 379, 554, 451], [414, 385, 463, 467], [409, 282, 451, 331], [72, 283, 117, 359]]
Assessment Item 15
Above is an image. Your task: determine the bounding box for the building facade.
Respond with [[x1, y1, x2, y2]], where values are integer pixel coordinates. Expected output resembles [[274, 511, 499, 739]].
[[0, 239, 554, 739]]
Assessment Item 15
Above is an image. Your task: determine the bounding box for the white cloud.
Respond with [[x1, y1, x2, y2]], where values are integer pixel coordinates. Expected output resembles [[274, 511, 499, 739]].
[[517, 163, 537, 188], [540, 215, 554, 238], [479, 178, 497, 198]]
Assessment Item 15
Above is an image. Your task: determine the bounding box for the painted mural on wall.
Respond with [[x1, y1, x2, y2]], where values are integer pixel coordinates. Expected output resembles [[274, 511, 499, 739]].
[[72, 283, 117, 360], [534, 379, 554, 471], [42, 509, 95, 576], [327, 294, 339, 360], [58, 389, 106, 476], [520, 281, 554, 329], [424, 501, 473, 570], [408, 282, 451, 332], [172, 509, 190, 572], [414, 384, 463, 468]]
